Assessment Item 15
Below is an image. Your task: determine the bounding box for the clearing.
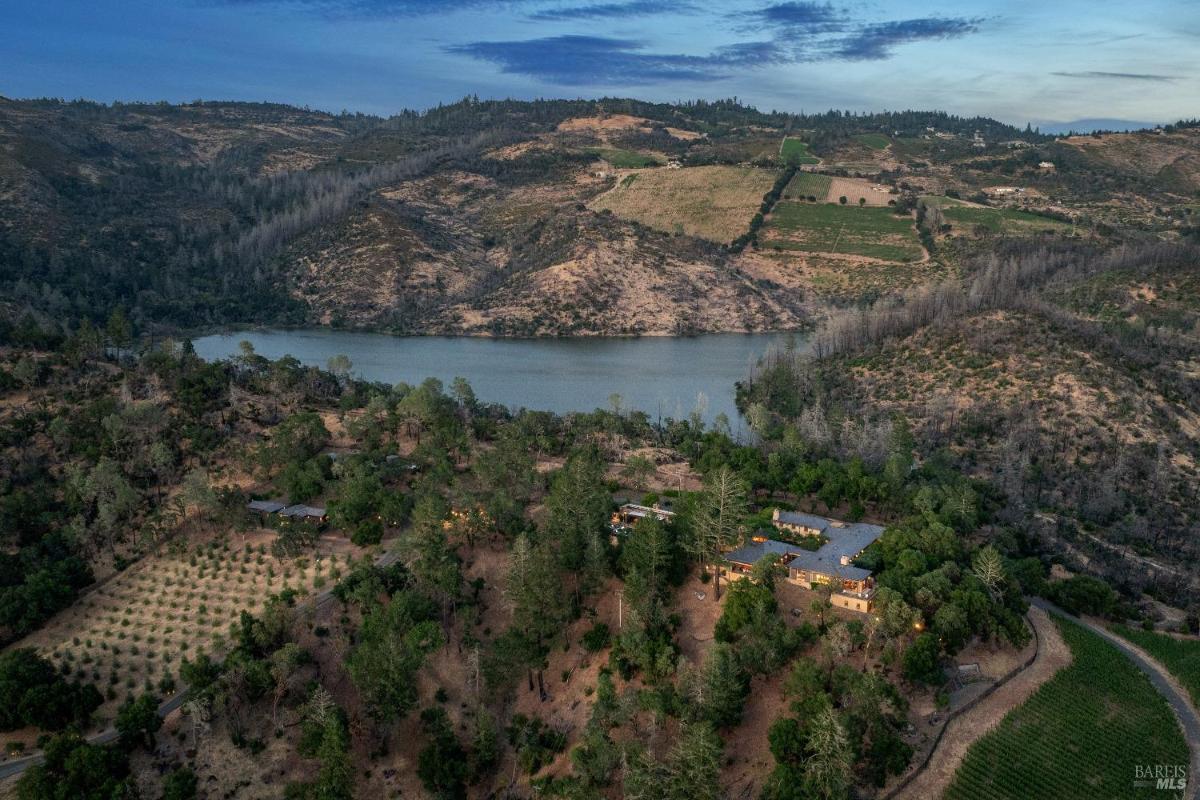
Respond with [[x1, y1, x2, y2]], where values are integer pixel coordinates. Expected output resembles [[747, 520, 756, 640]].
[[924, 197, 1070, 235], [855, 133, 891, 150], [762, 202, 923, 262], [942, 613, 1190, 800], [827, 176, 896, 207], [586, 147, 664, 168], [589, 165, 778, 243]]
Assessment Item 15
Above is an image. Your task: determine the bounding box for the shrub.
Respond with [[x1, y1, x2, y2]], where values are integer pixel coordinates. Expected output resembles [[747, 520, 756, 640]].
[[582, 623, 611, 653]]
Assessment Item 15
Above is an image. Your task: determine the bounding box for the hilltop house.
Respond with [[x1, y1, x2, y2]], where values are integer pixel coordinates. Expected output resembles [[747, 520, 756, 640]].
[[723, 511, 884, 613]]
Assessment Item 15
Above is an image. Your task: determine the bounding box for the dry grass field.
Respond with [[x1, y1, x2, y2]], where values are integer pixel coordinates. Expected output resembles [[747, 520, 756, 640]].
[[826, 176, 896, 206], [589, 165, 777, 243], [13, 530, 358, 730]]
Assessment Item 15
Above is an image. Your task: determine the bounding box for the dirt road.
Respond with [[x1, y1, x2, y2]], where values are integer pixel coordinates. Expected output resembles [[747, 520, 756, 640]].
[[892, 605, 1072, 800]]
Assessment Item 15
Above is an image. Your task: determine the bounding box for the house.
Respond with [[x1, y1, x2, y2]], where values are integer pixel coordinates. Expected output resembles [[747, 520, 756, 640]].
[[612, 502, 675, 526], [610, 502, 675, 543], [247, 499, 287, 517], [1038, 161, 1056, 172], [279, 504, 328, 525], [723, 512, 884, 613], [771, 509, 831, 538]]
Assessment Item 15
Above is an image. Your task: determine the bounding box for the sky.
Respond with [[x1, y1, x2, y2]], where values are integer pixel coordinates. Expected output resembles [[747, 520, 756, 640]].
[[4, 0, 1198, 126]]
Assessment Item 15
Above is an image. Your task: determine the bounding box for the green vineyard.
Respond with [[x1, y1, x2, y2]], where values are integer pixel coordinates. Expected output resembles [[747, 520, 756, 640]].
[[943, 615, 1189, 800], [1112, 624, 1200, 707]]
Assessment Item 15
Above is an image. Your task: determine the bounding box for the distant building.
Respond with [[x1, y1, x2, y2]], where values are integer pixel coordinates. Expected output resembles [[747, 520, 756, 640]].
[[247, 499, 287, 517], [610, 502, 676, 544], [1038, 161, 1056, 171], [723, 512, 884, 613], [279, 504, 328, 524], [612, 502, 675, 526]]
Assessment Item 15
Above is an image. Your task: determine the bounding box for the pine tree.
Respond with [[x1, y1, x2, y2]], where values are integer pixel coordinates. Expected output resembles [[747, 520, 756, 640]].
[[804, 704, 852, 800], [690, 465, 747, 599]]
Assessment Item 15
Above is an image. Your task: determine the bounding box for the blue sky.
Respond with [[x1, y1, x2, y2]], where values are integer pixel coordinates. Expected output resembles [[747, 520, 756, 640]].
[[4, 1, 1197, 125]]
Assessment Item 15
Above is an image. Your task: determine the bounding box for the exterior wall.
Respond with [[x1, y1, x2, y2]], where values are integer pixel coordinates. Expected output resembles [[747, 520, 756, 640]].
[[831, 593, 872, 613], [774, 521, 824, 538]]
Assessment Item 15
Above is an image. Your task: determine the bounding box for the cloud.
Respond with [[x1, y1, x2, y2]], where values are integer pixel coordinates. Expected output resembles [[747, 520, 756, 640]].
[[528, 1, 686, 22], [446, 35, 781, 84], [1052, 70, 1176, 82], [833, 17, 982, 60], [747, 2, 846, 34]]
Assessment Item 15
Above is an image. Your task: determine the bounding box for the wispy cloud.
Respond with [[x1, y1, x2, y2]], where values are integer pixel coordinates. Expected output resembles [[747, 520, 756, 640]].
[[446, 35, 782, 84], [528, 1, 686, 22], [745, 2, 846, 34], [1052, 70, 1176, 82], [834, 17, 982, 60]]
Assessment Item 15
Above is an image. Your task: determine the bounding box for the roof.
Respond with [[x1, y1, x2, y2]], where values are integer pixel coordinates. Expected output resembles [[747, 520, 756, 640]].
[[726, 516, 884, 580], [724, 539, 795, 566], [785, 552, 874, 581], [247, 500, 287, 514], [785, 521, 884, 580], [774, 511, 831, 532], [619, 503, 676, 519], [280, 504, 327, 518]]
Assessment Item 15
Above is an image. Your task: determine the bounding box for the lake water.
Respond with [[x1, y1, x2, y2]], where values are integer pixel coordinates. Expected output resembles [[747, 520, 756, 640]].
[[192, 329, 800, 427]]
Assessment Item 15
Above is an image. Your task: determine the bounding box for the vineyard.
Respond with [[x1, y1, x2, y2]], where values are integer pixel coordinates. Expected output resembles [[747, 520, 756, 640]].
[[1112, 624, 1200, 707], [16, 531, 357, 728], [943, 614, 1189, 800]]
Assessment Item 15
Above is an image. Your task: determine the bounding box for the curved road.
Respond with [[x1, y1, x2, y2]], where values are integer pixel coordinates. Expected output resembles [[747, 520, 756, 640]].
[[1032, 598, 1200, 800]]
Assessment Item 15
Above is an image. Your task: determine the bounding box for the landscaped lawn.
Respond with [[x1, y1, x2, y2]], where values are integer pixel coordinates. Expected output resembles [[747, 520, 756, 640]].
[[1111, 624, 1200, 707], [780, 137, 820, 165], [763, 202, 922, 261], [944, 614, 1190, 800]]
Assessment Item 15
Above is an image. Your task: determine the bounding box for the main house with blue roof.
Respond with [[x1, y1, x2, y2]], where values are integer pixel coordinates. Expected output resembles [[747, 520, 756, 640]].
[[723, 509, 884, 613]]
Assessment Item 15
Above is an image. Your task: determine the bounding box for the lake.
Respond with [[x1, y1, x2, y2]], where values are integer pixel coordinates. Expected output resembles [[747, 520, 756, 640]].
[[191, 329, 801, 427]]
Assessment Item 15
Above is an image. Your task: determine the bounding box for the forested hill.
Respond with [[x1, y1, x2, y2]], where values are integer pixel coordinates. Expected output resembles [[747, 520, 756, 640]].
[[0, 96, 1040, 339]]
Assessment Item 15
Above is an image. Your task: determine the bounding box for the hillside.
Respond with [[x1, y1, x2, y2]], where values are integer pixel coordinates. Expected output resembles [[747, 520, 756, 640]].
[[739, 241, 1200, 604], [12, 97, 1192, 339]]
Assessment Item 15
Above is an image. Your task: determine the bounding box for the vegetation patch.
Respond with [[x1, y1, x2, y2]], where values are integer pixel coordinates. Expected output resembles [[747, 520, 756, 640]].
[[763, 202, 923, 261], [940, 204, 1070, 235], [944, 614, 1189, 800], [22, 534, 334, 726], [780, 137, 820, 165], [855, 133, 891, 150], [782, 171, 832, 200]]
